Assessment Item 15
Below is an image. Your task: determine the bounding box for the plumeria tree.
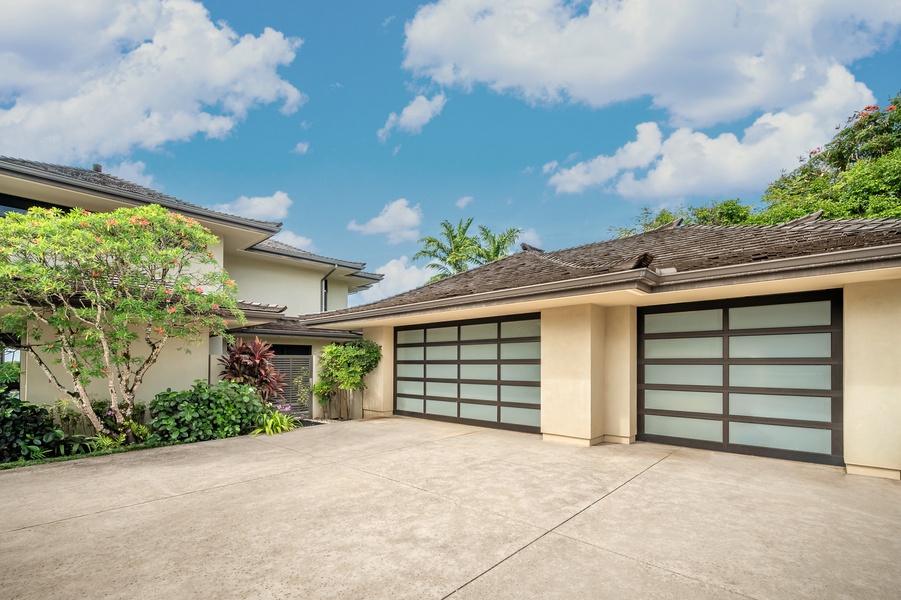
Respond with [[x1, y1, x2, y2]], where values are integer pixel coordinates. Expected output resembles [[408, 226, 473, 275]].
[[0, 204, 243, 438]]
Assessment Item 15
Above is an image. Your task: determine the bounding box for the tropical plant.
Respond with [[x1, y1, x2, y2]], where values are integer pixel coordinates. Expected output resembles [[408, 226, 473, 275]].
[[313, 340, 382, 420], [0, 361, 20, 385], [473, 224, 523, 265], [218, 336, 286, 401], [616, 94, 901, 236], [413, 218, 479, 282], [0, 204, 243, 441], [0, 387, 64, 462], [414, 219, 524, 281], [251, 405, 300, 435], [149, 380, 268, 443]]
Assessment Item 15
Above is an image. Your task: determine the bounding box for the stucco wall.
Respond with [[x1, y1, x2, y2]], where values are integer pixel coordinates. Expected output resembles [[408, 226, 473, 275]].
[[361, 326, 395, 419], [603, 305, 637, 443], [224, 253, 324, 315], [843, 280, 901, 479], [22, 330, 210, 408]]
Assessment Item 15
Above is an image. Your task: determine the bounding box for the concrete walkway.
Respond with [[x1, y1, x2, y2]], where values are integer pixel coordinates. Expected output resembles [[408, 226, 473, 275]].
[[1, 417, 898, 599]]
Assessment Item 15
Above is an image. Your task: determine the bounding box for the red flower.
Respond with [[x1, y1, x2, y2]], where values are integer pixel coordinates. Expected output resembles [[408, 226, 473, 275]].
[[106, 219, 116, 226], [887, 106, 897, 112], [154, 327, 165, 335], [95, 237, 103, 243], [167, 307, 177, 313], [195, 286, 204, 293], [164, 289, 172, 295], [212, 303, 220, 309]]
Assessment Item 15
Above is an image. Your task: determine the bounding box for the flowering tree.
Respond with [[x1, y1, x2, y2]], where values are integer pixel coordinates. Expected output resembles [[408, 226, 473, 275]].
[[0, 204, 243, 438]]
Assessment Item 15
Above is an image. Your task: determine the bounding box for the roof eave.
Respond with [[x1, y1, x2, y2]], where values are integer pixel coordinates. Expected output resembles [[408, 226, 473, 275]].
[[0, 162, 282, 234], [304, 243, 901, 328]]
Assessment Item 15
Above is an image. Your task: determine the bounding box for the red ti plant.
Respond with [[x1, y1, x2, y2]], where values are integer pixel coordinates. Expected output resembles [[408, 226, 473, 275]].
[[218, 337, 286, 402]]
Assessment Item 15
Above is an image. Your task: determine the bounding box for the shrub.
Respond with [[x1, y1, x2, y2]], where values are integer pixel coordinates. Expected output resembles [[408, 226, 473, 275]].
[[218, 337, 286, 402], [0, 386, 63, 462], [149, 380, 267, 443]]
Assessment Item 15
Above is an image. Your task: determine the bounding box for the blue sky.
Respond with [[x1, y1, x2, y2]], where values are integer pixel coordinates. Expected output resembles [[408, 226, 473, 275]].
[[2, 1, 900, 305]]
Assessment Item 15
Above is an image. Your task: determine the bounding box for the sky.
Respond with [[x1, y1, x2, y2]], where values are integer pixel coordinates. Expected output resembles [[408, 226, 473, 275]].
[[1, 0, 900, 307]]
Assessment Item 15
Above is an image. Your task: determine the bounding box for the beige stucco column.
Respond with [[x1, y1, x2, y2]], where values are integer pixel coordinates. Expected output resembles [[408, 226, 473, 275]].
[[540, 305, 607, 445], [540, 304, 637, 446], [843, 280, 901, 480], [362, 326, 395, 419]]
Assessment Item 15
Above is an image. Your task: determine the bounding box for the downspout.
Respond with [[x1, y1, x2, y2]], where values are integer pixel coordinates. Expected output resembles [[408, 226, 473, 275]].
[[320, 265, 338, 312]]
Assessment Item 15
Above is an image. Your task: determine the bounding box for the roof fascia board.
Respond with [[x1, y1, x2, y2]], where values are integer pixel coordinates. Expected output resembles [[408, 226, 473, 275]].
[[241, 245, 365, 271]]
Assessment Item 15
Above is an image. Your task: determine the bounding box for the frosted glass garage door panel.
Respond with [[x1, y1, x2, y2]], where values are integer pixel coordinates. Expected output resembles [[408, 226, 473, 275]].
[[501, 319, 540, 338], [396, 397, 423, 413], [730, 394, 832, 422], [460, 384, 497, 401], [644, 390, 722, 414], [501, 364, 541, 382], [644, 415, 722, 442], [460, 323, 497, 341], [396, 364, 424, 378], [426, 399, 458, 417], [729, 422, 831, 454], [644, 309, 722, 334], [426, 382, 457, 398], [396, 347, 424, 361], [500, 385, 540, 405], [729, 301, 831, 330], [461, 364, 498, 380], [396, 330, 424, 344], [427, 346, 457, 360], [396, 380, 423, 395], [501, 342, 541, 360], [460, 344, 497, 360], [645, 364, 723, 386], [460, 403, 497, 422], [729, 365, 832, 390], [729, 333, 831, 358], [426, 364, 457, 379], [427, 327, 458, 342], [501, 407, 540, 427], [644, 337, 722, 359]]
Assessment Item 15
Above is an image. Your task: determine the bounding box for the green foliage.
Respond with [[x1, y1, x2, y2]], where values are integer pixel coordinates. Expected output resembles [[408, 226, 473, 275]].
[[149, 380, 268, 443], [617, 95, 901, 234], [0, 204, 244, 439], [0, 387, 64, 462], [314, 340, 382, 420], [218, 337, 286, 402], [414, 219, 523, 282], [92, 433, 126, 451], [251, 408, 300, 436], [54, 434, 95, 456], [0, 361, 20, 384]]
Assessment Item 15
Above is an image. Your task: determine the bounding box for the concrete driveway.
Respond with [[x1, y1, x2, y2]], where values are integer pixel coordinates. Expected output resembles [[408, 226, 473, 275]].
[[1, 417, 898, 600]]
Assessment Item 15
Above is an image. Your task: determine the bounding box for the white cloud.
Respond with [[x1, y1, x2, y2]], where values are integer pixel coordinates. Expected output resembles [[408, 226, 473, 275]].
[[516, 228, 542, 248], [377, 93, 447, 142], [0, 0, 303, 163], [347, 199, 423, 244], [292, 141, 310, 154], [549, 66, 873, 198], [541, 160, 558, 174], [382, 15, 396, 28], [273, 229, 315, 251], [455, 195, 474, 209], [107, 160, 156, 188], [213, 190, 293, 221], [350, 256, 431, 306], [403, 0, 901, 128]]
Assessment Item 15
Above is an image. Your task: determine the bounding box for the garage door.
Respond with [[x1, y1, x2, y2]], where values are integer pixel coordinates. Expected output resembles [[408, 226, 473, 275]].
[[638, 291, 843, 465], [394, 315, 541, 432]]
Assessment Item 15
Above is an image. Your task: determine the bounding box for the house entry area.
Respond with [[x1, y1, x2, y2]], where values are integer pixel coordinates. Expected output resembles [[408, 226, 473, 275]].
[[394, 315, 541, 432], [638, 291, 843, 465]]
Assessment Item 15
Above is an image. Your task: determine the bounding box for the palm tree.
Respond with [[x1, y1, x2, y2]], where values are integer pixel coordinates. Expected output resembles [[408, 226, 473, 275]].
[[413, 218, 479, 282], [473, 225, 522, 265]]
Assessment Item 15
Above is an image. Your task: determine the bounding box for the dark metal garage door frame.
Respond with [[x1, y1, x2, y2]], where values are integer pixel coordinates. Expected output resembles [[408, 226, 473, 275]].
[[638, 290, 843, 466], [394, 314, 541, 433]]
